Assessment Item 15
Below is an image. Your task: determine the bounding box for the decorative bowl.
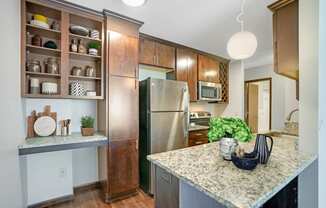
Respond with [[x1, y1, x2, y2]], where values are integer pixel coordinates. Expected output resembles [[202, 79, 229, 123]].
[[43, 41, 57, 49], [33, 14, 48, 23], [70, 25, 89, 36], [231, 152, 259, 171]]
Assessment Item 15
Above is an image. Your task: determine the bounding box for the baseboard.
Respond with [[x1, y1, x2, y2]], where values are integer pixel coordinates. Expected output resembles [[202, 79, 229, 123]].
[[74, 181, 101, 194], [27, 195, 74, 208]]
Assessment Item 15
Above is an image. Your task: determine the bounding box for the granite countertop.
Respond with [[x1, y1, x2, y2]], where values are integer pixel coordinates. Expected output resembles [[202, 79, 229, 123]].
[[18, 132, 108, 155], [189, 125, 209, 132], [147, 136, 316, 208]]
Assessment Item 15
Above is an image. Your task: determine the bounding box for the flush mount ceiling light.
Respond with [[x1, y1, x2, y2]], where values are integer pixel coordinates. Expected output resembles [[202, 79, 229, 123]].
[[227, 0, 257, 60], [122, 0, 146, 7]]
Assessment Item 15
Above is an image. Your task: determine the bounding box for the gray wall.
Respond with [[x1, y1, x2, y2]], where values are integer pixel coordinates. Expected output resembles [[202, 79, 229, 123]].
[[298, 0, 319, 207], [0, 0, 24, 207], [319, 0, 326, 206]]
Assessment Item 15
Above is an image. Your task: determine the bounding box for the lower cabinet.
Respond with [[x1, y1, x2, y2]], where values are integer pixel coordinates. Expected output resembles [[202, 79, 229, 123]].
[[263, 177, 298, 208], [107, 139, 139, 200], [155, 165, 179, 208], [188, 130, 209, 147]]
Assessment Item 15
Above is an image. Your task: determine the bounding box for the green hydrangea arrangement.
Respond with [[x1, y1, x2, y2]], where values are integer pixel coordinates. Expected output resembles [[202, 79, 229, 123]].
[[208, 117, 253, 143]]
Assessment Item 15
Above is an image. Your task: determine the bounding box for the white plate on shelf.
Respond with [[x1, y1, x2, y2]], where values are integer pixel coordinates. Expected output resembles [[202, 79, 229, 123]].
[[34, 116, 56, 137], [30, 20, 50, 29]]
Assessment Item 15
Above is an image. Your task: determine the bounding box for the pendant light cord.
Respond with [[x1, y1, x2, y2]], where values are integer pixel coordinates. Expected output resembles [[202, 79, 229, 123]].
[[236, 0, 246, 31]]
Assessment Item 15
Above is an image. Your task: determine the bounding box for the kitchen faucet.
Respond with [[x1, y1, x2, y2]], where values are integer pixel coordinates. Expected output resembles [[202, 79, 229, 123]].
[[286, 108, 299, 122]]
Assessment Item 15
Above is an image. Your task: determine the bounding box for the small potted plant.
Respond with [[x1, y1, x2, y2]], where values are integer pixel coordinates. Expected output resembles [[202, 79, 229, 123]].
[[81, 116, 95, 136], [88, 42, 101, 56], [208, 117, 253, 160]]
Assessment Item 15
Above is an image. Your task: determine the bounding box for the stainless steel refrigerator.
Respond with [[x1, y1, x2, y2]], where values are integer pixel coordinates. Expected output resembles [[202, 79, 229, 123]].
[[139, 78, 189, 195]]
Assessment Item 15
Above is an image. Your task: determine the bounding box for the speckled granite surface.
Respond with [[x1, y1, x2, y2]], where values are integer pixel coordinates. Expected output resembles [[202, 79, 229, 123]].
[[147, 136, 316, 208]]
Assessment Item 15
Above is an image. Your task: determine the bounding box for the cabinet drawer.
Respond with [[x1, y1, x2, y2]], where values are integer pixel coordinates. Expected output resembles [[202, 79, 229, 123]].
[[189, 130, 208, 139], [188, 137, 208, 147], [188, 130, 208, 147]]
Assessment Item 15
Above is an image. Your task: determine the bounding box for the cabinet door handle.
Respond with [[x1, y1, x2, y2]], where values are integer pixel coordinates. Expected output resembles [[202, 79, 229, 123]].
[[195, 141, 205, 145], [195, 133, 203, 136], [135, 79, 137, 89]]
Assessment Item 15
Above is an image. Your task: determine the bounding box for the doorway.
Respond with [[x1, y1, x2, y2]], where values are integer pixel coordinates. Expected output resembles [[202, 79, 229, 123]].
[[245, 78, 272, 133]]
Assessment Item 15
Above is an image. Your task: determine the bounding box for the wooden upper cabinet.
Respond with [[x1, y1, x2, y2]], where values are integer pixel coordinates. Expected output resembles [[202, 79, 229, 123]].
[[109, 31, 138, 78], [268, 0, 298, 80], [176, 48, 198, 102], [139, 37, 176, 70], [156, 42, 176, 69], [139, 38, 156, 66], [198, 54, 220, 83]]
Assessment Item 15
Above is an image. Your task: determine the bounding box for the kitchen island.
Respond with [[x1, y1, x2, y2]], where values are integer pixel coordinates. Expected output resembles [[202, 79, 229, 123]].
[[147, 136, 316, 208]]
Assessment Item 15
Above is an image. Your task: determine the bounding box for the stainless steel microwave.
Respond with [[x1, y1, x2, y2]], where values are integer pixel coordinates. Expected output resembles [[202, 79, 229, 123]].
[[198, 81, 222, 101]]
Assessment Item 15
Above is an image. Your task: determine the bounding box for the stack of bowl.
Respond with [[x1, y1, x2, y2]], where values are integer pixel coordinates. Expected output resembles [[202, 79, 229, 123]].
[[31, 14, 49, 29]]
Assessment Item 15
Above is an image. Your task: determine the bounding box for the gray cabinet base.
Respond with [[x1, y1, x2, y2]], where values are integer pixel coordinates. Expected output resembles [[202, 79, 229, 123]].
[[180, 180, 225, 208]]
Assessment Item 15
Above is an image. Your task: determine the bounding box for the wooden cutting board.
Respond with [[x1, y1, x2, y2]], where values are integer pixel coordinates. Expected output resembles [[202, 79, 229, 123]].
[[27, 105, 57, 138]]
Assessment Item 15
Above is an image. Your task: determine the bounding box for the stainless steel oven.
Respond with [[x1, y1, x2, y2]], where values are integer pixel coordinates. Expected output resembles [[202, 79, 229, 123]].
[[198, 81, 222, 101]]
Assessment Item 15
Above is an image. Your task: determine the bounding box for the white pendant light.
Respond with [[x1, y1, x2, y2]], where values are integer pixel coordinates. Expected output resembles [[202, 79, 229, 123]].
[[122, 0, 146, 7], [227, 0, 257, 60]]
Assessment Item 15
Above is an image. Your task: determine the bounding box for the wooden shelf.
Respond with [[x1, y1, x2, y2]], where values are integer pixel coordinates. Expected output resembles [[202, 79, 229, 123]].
[[26, 24, 61, 39], [27, 44, 61, 56], [22, 0, 104, 100], [69, 75, 101, 80], [66, 95, 103, 100], [69, 33, 101, 42], [26, 71, 61, 78], [23, 94, 61, 99], [23, 94, 103, 100], [69, 52, 101, 61]]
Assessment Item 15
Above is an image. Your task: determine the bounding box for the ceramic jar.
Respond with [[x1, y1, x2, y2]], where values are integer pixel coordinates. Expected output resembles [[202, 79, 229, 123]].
[[70, 39, 78, 53], [30, 78, 40, 94], [219, 137, 238, 160], [44, 58, 59, 74], [31, 35, 42, 46]]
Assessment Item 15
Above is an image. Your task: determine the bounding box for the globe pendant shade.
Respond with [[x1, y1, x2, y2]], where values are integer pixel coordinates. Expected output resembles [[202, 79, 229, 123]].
[[122, 0, 146, 7], [227, 31, 258, 60]]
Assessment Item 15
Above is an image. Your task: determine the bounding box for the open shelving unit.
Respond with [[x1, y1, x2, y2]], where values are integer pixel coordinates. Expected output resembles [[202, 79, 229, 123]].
[[21, 0, 105, 99]]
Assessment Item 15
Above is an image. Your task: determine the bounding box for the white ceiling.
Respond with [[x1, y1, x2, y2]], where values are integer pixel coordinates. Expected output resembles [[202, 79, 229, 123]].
[[68, 0, 276, 67]]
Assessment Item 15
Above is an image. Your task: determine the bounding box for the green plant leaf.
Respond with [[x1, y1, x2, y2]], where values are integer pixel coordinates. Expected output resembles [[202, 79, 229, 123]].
[[81, 116, 95, 128], [208, 117, 253, 143]]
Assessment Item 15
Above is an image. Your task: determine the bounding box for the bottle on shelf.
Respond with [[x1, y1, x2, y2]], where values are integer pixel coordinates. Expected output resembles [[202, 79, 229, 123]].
[[70, 39, 78, 53], [77, 39, 86, 54]]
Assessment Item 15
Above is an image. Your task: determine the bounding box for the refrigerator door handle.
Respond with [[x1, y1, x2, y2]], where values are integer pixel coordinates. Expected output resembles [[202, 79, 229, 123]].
[[182, 86, 190, 144], [184, 111, 189, 145]]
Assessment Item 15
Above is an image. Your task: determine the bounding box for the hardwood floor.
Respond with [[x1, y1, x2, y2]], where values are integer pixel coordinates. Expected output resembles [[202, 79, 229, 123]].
[[51, 189, 154, 208]]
